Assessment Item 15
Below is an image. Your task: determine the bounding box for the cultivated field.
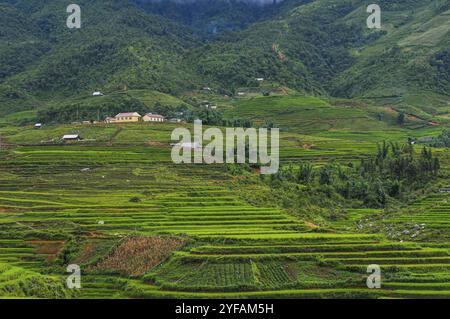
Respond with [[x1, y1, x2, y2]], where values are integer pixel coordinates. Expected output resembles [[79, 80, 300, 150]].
[[0, 104, 449, 298]]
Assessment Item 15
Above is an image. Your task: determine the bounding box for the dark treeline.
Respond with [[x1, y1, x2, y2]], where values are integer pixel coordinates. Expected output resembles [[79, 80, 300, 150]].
[[37, 95, 259, 128], [266, 142, 440, 209], [37, 96, 151, 123]]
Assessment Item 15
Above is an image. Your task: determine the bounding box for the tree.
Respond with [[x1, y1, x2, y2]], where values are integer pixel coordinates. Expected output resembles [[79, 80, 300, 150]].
[[264, 120, 274, 128], [298, 163, 314, 184], [319, 166, 333, 185], [397, 112, 405, 125]]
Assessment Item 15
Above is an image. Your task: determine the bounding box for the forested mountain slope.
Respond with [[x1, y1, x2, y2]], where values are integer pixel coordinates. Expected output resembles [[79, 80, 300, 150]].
[[0, 0, 448, 118]]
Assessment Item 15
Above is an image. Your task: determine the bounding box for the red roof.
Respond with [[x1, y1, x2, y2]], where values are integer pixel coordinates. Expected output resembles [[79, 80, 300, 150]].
[[115, 112, 141, 117], [145, 113, 164, 118]]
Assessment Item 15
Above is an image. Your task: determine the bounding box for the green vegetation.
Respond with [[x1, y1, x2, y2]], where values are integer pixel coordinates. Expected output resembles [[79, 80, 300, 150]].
[[0, 263, 71, 298], [0, 116, 449, 298], [0, 0, 448, 121], [0, 0, 449, 300], [260, 142, 440, 219], [427, 130, 450, 148]]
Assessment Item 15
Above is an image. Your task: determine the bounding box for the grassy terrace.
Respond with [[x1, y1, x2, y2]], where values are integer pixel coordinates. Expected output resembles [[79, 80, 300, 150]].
[[384, 194, 450, 237], [0, 119, 449, 298]]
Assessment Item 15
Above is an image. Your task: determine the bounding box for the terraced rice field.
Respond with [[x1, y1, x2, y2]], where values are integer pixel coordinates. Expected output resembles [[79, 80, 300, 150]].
[[384, 195, 450, 234], [0, 123, 449, 299]]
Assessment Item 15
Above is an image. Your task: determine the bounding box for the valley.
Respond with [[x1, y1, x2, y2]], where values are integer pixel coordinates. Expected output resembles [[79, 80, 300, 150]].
[[0, 0, 449, 300], [0, 94, 449, 298]]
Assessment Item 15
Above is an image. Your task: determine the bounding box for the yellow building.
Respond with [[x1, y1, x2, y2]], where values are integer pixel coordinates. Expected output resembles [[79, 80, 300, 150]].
[[115, 112, 141, 123], [143, 113, 165, 123]]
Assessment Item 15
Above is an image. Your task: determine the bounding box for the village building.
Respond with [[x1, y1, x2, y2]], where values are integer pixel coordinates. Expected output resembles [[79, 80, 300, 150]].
[[200, 100, 211, 108], [62, 134, 81, 141], [34, 123, 42, 129], [439, 187, 450, 193], [92, 91, 104, 97], [105, 116, 116, 124], [143, 113, 165, 123], [115, 112, 141, 123]]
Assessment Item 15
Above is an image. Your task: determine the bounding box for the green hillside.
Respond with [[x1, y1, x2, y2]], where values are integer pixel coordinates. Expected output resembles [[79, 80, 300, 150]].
[[0, 0, 450, 301], [0, 0, 448, 121], [224, 95, 392, 132], [0, 0, 200, 116]]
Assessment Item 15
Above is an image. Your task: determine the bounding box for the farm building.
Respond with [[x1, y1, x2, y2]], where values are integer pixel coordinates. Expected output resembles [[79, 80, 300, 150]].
[[34, 123, 42, 129], [92, 91, 104, 97], [105, 117, 116, 124], [62, 134, 81, 141], [115, 112, 141, 123], [439, 187, 450, 193], [143, 113, 165, 123]]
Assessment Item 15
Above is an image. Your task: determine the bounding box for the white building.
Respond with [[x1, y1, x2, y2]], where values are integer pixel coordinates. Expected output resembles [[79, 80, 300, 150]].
[[92, 91, 104, 97], [62, 134, 81, 141], [143, 113, 165, 123], [105, 117, 116, 124]]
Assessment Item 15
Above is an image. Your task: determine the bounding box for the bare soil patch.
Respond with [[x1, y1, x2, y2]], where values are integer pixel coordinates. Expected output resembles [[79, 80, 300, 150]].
[[28, 240, 65, 261], [94, 236, 185, 276]]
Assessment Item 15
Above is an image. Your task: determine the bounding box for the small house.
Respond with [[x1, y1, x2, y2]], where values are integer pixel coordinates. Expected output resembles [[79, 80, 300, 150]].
[[439, 187, 450, 193], [105, 116, 116, 124], [143, 113, 165, 123], [62, 134, 81, 141], [92, 91, 104, 97], [34, 123, 42, 129], [115, 112, 141, 123], [256, 78, 265, 82], [169, 118, 182, 123]]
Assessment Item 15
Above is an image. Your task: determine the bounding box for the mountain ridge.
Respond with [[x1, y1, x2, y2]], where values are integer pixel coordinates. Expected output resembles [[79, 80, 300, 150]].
[[0, 0, 448, 120]]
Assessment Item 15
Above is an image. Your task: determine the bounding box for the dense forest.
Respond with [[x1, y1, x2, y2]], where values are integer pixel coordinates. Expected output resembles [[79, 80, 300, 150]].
[[227, 142, 442, 224]]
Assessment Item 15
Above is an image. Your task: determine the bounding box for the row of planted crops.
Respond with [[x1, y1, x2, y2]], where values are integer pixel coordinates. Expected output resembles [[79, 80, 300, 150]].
[[0, 134, 449, 298]]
